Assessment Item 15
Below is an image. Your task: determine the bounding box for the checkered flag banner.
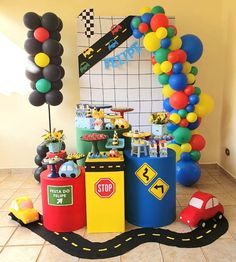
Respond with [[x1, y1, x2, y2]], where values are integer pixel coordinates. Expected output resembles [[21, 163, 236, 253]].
[[78, 8, 94, 38]]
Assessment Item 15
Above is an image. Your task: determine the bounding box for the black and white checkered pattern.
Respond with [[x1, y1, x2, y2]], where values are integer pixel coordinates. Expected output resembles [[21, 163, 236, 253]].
[[78, 9, 94, 38]]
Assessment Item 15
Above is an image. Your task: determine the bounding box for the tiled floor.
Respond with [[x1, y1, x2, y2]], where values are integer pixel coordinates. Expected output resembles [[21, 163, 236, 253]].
[[0, 166, 236, 262]]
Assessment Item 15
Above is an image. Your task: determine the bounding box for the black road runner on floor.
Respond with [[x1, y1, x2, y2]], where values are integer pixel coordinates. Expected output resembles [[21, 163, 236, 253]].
[[10, 214, 229, 260]]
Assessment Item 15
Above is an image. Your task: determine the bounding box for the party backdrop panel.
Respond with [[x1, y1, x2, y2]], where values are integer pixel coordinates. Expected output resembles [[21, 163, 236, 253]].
[[77, 11, 174, 131]]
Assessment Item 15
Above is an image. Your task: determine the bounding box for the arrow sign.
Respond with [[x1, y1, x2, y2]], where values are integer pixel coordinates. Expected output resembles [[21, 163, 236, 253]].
[[57, 198, 63, 204], [154, 185, 164, 194]]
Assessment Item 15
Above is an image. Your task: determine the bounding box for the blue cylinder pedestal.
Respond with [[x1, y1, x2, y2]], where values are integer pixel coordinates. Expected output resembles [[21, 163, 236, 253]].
[[124, 149, 176, 227]]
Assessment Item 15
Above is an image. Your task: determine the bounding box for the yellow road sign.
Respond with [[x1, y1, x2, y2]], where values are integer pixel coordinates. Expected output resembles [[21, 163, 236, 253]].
[[135, 163, 157, 185], [149, 178, 169, 200]]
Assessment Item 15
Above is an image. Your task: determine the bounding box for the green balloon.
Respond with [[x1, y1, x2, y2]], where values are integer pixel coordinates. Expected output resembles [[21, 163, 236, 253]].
[[194, 86, 201, 95], [178, 109, 187, 118], [167, 27, 175, 38], [158, 73, 169, 85], [191, 66, 198, 75], [173, 127, 192, 144], [36, 78, 51, 93], [131, 17, 141, 28], [151, 6, 165, 14], [190, 150, 201, 161], [154, 48, 170, 63]]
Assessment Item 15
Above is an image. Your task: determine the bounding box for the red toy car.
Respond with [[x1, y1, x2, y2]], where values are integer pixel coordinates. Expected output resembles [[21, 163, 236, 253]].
[[111, 24, 122, 35], [179, 191, 224, 228]]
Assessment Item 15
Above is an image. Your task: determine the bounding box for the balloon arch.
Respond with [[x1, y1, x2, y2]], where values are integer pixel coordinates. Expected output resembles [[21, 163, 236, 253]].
[[130, 5, 214, 186]]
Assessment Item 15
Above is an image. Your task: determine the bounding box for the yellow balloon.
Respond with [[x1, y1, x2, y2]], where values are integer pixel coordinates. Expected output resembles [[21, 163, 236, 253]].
[[181, 143, 192, 152], [153, 63, 162, 74], [187, 73, 196, 84], [169, 113, 181, 124], [160, 61, 172, 73], [195, 93, 214, 117], [140, 6, 151, 15], [162, 84, 175, 98], [34, 52, 50, 67], [169, 36, 182, 51], [156, 27, 167, 39], [143, 32, 160, 52], [186, 112, 197, 123], [167, 144, 181, 162], [182, 62, 191, 74]]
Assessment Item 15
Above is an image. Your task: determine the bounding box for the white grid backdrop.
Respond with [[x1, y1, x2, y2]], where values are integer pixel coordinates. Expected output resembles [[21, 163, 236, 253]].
[[77, 16, 174, 132]]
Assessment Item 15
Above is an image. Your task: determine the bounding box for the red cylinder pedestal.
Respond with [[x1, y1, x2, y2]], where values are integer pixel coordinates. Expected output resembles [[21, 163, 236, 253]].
[[40, 167, 86, 232]]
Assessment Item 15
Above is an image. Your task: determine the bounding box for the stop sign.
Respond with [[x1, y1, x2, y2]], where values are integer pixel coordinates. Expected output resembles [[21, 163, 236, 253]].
[[95, 178, 115, 198]]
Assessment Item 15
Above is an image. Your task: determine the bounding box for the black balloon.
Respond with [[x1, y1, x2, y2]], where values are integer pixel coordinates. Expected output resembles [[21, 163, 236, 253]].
[[61, 141, 66, 150], [27, 30, 34, 38], [36, 142, 49, 156], [42, 39, 60, 57], [50, 31, 61, 41], [58, 66, 65, 79], [29, 90, 45, 106], [58, 43, 64, 56], [41, 12, 59, 31], [34, 154, 44, 166], [52, 80, 63, 90], [28, 55, 34, 62], [46, 90, 63, 106], [34, 166, 46, 182], [50, 56, 62, 65], [25, 70, 42, 82], [57, 18, 63, 31], [43, 64, 61, 81], [24, 38, 42, 55], [23, 12, 41, 30], [30, 81, 36, 90]]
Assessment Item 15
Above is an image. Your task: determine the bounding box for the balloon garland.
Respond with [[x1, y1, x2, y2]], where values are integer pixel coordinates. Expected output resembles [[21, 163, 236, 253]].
[[23, 12, 64, 106], [131, 6, 214, 186]]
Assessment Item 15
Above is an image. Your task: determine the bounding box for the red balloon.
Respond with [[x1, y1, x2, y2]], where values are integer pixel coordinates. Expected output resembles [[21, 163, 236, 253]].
[[179, 119, 189, 127], [168, 25, 177, 35], [168, 51, 179, 63], [151, 55, 156, 65], [34, 27, 49, 42], [169, 91, 189, 109], [175, 49, 187, 63], [150, 14, 169, 32], [190, 134, 206, 151], [184, 85, 195, 96], [138, 23, 149, 33]]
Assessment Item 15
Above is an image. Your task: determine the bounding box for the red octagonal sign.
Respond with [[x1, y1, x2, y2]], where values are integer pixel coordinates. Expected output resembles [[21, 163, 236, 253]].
[[95, 178, 115, 198]]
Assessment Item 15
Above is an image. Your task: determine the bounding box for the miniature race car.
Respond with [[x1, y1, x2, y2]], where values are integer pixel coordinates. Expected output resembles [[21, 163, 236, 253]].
[[111, 24, 122, 35], [179, 191, 224, 228], [9, 196, 39, 225]]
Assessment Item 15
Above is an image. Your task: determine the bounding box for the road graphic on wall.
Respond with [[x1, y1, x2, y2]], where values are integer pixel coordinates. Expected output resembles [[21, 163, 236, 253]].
[[78, 15, 134, 77], [10, 214, 228, 259]]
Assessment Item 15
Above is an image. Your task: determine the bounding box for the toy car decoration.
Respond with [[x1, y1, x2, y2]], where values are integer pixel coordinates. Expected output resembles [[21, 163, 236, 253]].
[[108, 39, 119, 51], [9, 196, 39, 225], [59, 160, 80, 178], [179, 191, 224, 228], [83, 47, 94, 58], [111, 24, 122, 35]]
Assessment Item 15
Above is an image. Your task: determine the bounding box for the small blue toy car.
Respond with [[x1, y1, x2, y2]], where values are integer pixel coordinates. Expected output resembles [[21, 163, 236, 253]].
[[108, 39, 119, 51], [59, 161, 80, 178]]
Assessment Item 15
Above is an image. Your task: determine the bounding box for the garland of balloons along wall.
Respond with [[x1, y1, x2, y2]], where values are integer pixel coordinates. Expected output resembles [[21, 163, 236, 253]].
[[23, 12, 65, 181], [131, 6, 214, 186]]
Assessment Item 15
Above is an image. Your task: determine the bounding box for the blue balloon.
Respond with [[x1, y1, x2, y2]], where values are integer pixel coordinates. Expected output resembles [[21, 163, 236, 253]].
[[176, 160, 201, 186], [181, 34, 203, 63], [163, 98, 173, 112], [133, 29, 143, 39], [141, 13, 153, 24], [189, 94, 199, 105], [169, 73, 187, 91], [166, 123, 178, 133], [161, 38, 171, 48], [188, 119, 200, 130], [172, 63, 183, 74], [180, 152, 191, 161], [186, 104, 195, 112]]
